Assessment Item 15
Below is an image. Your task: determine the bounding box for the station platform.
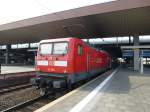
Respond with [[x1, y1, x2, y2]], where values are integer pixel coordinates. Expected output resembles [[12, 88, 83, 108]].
[[35, 66, 150, 112], [1, 65, 35, 74]]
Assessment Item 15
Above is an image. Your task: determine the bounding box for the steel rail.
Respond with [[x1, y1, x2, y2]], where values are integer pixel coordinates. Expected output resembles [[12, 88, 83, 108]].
[[0, 84, 32, 95], [1, 96, 44, 112]]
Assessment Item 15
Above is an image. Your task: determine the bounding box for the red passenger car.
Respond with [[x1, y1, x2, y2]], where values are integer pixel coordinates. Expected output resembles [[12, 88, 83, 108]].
[[32, 37, 111, 95]]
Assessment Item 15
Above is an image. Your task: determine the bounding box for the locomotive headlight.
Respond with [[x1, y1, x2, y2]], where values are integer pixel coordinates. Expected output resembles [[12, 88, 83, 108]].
[[64, 69, 67, 73], [48, 68, 51, 71], [51, 68, 55, 71], [36, 67, 40, 71]]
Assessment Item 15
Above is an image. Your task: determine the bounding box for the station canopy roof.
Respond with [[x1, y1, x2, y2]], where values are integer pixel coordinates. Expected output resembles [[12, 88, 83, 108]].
[[0, 0, 150, 44]]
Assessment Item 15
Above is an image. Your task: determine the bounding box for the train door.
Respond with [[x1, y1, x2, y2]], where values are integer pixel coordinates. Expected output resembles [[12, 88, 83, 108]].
[[86, 53, 89, 73], [74, 43, 86, 73]]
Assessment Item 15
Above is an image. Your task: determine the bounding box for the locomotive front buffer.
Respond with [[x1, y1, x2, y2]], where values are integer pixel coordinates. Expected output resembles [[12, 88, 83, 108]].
[[30, 75, 67, 95]]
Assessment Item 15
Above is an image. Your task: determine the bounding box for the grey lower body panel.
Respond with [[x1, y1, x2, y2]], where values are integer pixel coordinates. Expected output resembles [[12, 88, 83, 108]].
[[36, 67, 108, 84]]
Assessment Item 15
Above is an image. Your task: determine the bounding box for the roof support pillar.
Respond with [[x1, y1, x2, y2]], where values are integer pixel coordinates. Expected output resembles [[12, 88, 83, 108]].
[[5, 44, 11, 65], [129, 36, 131, 45], [133, 35, 139, 71], [86, 39, 89, 44]]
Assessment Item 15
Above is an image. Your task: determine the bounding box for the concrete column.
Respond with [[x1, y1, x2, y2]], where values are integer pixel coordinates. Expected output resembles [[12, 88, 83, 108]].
[[5, 44, 11, 65], [133, 35, 139, 71], [87, 39, 89, 44], [129, 36, 131, 45]]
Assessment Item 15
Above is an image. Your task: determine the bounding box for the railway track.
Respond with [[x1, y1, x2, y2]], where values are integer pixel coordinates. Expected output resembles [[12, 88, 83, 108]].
[[2, 91, 66, 112], [0, 84, 32, 95], [0, 71, 35, 90], [0, 86, 40, 112], [2, 96, 43, 112]]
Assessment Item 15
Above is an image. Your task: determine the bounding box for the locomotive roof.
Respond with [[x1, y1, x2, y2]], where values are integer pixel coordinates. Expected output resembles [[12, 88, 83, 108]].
[[39, 37, 74, 43], [39, 37, 110, 56]]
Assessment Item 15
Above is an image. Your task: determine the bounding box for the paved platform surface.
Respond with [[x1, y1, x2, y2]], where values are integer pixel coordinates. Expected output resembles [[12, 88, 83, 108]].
[[35, 67, 150, 112], [1, 66, 35, 74]]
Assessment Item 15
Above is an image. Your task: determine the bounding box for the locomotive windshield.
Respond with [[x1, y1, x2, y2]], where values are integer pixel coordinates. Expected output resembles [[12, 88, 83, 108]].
[[53, 42, 68, 55], [40, 43, 52, 55], [40, 42, 68, 55]]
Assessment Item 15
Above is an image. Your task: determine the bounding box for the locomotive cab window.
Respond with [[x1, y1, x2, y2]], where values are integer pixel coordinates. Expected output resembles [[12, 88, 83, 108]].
[[53, 42, 68, 55], [40, 43, 52, 55], [77, 44, 82, 55]]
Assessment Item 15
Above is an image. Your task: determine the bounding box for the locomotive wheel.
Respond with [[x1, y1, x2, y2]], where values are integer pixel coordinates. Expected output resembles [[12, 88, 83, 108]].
[[67, 80, 72, 90], [40, 88, 47, 96]]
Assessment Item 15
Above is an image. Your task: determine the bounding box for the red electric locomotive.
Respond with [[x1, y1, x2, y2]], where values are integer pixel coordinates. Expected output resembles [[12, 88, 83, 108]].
[[32, 37, 111, 95]]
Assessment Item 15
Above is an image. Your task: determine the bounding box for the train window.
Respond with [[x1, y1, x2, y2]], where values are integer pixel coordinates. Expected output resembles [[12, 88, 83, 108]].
[[77, 45, 82, 55], [53, 42, 68, 55], [40, 43, 52, 54]]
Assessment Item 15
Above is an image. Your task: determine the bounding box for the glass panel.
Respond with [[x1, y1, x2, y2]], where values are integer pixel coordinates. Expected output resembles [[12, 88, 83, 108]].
[[53, 43, 68, 55], [1, 45, 6, 49], [30, 43, 39, 48], [40, 43, 52, 54], [18, 43, 29, 48], [78, 45, 82, 55], [11, 44, 18, 49], [0, 45, 6, 49]]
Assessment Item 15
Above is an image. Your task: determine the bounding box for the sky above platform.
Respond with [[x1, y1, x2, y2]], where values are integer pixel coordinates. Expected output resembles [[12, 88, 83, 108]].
[[0, 0, 115, 25]]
